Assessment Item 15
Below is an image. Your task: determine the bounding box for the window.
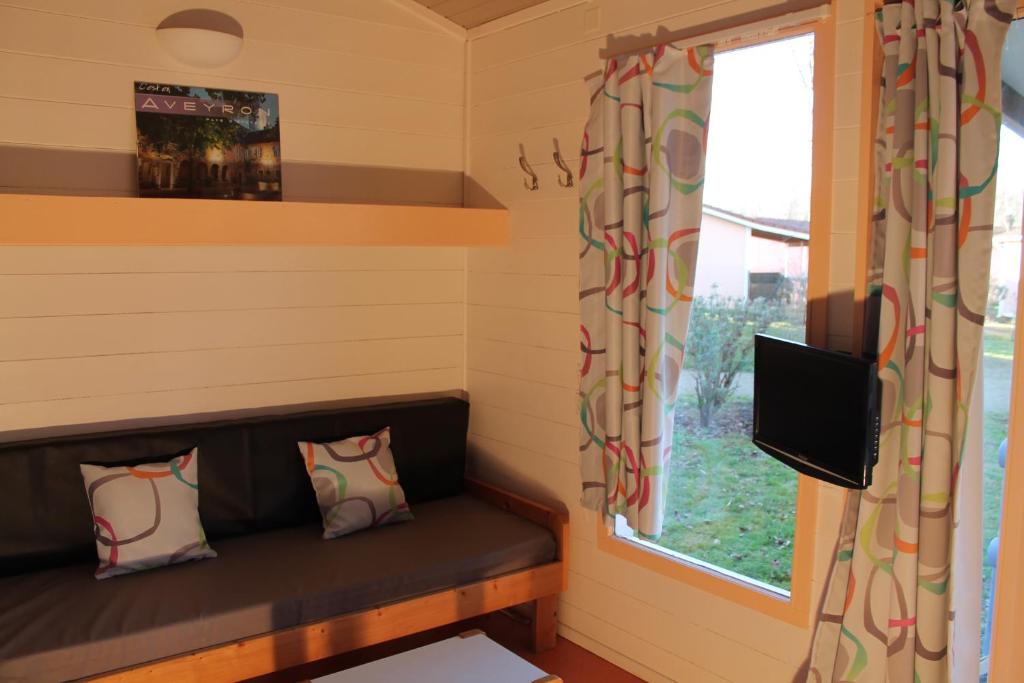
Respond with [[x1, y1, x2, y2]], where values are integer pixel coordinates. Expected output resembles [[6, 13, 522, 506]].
[[598, 19, 833, 624], [617, 32, 814, 592], [979, 18, 1023, 680]]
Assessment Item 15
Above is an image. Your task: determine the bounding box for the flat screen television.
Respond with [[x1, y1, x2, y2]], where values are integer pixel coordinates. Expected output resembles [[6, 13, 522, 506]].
[[752, 334, 880, 489]]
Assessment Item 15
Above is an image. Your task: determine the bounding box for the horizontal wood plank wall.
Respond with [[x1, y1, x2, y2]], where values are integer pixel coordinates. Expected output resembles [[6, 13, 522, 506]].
[[463, 0, 865, 681], [0, 1, 468, 433]]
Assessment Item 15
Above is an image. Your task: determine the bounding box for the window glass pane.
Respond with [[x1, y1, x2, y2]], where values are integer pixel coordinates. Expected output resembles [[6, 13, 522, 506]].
[[701, 36, 814, 222], [980, 21, 1023, 677], [615, 33, 816, 593]]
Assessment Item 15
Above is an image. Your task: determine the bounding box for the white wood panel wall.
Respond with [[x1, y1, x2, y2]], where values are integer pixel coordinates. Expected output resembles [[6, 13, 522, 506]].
[[464, 1, 865, 680], [1, 0, 871, 678], [0, 1, 468, 433]]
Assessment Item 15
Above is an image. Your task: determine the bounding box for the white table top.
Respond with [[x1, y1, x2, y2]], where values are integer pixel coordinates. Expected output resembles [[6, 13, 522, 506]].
[[313, 631, 559, 683]]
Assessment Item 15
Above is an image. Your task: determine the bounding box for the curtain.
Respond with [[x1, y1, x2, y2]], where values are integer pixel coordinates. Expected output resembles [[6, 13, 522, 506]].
[[578, 45, 714, 539], [806, 1, 1013, 680]]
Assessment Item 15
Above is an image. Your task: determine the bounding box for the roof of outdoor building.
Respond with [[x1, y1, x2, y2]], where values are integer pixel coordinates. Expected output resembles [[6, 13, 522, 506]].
[[703, 205, 810, 243]]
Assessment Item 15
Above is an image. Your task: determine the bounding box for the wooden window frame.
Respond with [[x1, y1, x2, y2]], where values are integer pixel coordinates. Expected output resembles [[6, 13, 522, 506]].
[[595, 12, 836, 629], [977, 3, 1024, 679], [990, 252, 1024, 683]]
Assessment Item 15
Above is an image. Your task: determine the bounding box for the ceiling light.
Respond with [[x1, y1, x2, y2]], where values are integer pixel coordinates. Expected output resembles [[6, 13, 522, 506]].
[[156, 9, 243, 69]]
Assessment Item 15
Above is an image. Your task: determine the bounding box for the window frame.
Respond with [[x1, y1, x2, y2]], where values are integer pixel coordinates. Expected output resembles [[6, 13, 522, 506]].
[[990, 239, 1024, 683], [974, 5, 1024, 679], [594, 11, 838, 628]]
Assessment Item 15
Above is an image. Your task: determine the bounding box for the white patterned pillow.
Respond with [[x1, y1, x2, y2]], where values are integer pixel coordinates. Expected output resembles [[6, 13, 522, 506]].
[[79, 448, 216, 579], [298, 427, 413, 539]]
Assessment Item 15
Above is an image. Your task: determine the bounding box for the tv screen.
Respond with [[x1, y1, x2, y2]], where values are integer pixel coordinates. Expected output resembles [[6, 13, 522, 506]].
[[752, 335, 880, 489]]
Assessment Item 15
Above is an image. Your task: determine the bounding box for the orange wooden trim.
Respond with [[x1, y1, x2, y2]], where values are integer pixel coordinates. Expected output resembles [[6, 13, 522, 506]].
[[604, 2, 829, 60], [992, 3, 1024, 674], [89, 563, 565, 682], [851, 0, 883, 358], [990, 249, 1024, 683], [789, 473, 820, 626], [715, 20, 825, 53], [466, 476, 570, 591], [0, 194, 509, 247], [806, 12, 834, 350]]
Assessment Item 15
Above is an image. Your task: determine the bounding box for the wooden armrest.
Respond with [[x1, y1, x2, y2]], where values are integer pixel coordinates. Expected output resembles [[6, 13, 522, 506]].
[[464, 477, 569, 591]]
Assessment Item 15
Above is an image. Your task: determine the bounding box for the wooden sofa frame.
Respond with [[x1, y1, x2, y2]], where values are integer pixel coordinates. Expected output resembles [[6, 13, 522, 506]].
[[88, 477, 569, 682]]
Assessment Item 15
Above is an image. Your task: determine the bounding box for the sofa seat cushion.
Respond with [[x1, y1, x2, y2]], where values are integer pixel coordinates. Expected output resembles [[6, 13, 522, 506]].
[[0, 494, 557, 682]]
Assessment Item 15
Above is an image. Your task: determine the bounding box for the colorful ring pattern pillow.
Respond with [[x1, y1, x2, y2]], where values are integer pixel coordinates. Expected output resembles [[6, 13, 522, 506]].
[[298, 427, 413, 539], [79, 448, 216, 579]]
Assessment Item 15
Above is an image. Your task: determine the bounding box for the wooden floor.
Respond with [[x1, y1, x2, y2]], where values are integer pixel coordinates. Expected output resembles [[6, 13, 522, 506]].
[[250, 610, 643, 683]]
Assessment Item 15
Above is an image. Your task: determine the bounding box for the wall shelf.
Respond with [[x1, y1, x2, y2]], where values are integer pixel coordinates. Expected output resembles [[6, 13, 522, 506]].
[[0, 194, 508, 246]]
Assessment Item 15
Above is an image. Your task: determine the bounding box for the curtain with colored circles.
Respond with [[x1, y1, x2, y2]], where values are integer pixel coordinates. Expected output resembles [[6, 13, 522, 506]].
[[577, 45, 714, 539], [805, 2, 1013, 680]]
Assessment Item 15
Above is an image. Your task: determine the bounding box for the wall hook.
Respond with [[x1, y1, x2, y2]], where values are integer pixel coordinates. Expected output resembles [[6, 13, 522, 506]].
[[518, 144, 539, 191], [552, 138, 574, 188]]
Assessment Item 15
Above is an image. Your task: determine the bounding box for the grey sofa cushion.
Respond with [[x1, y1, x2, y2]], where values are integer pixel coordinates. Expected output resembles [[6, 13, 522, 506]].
[[0, 495, 556, 682]]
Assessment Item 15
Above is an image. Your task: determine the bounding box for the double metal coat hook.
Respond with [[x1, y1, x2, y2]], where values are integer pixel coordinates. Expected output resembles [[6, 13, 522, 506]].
[[518, 144, 539, 191], [552, 138, 574, 188]]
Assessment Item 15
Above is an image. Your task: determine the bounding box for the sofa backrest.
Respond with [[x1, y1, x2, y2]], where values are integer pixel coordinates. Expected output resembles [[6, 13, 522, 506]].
[[0, 397, 469, 576]]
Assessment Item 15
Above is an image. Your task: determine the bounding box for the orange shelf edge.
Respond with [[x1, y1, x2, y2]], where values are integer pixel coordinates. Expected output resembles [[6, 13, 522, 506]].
[[0, 194, 509, 247]]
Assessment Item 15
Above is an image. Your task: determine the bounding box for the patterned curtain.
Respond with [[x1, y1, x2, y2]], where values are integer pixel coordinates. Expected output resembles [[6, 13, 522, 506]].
[[805, 1, 1013, 680], [577, 45, 714, 539]]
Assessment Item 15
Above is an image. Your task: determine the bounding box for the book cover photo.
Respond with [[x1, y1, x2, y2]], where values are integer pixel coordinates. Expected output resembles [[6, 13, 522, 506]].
[[134, 82, 282, 200]]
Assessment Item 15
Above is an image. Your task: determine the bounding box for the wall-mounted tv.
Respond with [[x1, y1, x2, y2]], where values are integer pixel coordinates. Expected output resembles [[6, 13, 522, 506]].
[[752, 335, 880, 489]]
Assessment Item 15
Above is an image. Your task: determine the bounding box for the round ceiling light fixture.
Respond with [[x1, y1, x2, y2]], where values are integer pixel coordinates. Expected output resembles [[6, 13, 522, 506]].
[[156, 9, 244, 68]]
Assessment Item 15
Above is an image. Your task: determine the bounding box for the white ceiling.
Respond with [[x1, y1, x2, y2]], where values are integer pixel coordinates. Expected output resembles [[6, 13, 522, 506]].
[[410, 0, 552, 29]]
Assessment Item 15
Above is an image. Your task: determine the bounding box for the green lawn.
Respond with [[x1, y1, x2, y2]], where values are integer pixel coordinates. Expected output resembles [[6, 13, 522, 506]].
[[658, 399, 798, 589], [652, 393, 1009, 596], [984, 322, 1015, 361]]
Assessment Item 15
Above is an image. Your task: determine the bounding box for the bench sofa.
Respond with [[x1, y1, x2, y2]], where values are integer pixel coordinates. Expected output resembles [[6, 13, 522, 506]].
[[0, 397, 568, 682]]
